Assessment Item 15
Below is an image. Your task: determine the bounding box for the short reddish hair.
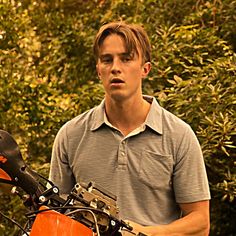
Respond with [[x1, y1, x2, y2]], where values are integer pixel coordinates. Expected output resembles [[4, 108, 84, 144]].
[[93, 21, 151, 64]]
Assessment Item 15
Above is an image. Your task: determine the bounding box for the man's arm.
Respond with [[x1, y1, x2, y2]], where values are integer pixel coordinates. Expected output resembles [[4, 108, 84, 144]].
[[127, 200, 210, 236]]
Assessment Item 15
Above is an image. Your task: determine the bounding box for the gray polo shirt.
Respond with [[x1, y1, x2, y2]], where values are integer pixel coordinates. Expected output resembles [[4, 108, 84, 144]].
[[49, 96, 210, 225]]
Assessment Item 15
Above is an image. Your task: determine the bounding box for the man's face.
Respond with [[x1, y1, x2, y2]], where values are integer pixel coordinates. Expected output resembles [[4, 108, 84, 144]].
[[96, 34, 150, 102]]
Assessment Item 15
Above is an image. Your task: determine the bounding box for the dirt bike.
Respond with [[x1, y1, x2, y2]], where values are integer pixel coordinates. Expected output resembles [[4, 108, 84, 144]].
[[0, 129, 146, 236]]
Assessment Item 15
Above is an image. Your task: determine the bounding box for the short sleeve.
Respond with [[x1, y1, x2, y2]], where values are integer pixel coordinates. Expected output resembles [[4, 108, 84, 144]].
[[173, 126, 211, 203], [48, 124, 76, 195]]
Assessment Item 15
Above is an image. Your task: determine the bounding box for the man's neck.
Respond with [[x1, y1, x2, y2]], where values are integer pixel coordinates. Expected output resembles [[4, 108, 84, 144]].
[[104, 96, 151, 136]]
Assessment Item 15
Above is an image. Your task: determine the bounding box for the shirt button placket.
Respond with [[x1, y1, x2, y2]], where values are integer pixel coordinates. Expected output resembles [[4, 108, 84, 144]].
[[118, 139, 127, 168]]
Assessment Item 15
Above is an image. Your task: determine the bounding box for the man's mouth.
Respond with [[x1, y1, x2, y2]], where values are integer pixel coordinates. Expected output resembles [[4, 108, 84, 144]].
[[110, 78, 124, 84]]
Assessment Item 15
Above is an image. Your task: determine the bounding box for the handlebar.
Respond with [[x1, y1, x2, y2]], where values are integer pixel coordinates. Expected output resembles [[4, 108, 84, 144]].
[[0, 129, 142, 235]]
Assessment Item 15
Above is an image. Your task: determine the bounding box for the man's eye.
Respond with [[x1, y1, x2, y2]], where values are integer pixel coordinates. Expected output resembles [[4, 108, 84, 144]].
[[101, 57, 112, 63], [122, 55, 133, 62], [123, 57, 131, 62]]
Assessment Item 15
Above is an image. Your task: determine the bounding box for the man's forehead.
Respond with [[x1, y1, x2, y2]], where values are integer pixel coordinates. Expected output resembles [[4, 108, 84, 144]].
[[97, 33, 141, 59]]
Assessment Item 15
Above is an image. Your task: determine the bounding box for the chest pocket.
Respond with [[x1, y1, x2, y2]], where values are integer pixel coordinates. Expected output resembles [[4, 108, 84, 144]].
[[138, 150, 173, 189]]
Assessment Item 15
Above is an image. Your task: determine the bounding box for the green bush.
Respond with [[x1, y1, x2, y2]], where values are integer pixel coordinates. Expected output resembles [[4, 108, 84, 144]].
[[158, 54, 236, 236]]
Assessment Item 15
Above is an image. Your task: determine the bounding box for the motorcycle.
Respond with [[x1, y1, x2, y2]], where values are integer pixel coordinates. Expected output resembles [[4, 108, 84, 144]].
[[0, 129, 145, 236]]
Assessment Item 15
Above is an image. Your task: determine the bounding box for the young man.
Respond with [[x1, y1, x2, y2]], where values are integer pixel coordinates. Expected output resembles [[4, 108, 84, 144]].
[[49, 22, 210, 235]]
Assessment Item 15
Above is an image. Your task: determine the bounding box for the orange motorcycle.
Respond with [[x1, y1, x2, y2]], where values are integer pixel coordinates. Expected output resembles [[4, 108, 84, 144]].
[[0, 129, 145, 236]]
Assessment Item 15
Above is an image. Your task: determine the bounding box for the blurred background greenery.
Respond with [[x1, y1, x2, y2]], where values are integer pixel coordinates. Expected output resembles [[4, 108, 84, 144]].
[[0, 0, 235, 235]]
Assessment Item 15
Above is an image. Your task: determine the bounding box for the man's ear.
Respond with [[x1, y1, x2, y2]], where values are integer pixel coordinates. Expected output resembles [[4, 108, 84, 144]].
[[96, 64, 101, 78], [142, 62, 151, 78]]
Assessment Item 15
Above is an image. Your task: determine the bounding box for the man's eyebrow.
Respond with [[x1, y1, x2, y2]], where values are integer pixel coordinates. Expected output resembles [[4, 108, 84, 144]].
[[99, 52, 133, 58], [99, 53, 112, 57], [124, 52, 136, 57], [120, 52, 132, 56]]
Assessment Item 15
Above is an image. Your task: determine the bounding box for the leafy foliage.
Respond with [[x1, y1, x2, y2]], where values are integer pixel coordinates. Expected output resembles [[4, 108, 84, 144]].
[[158, 53, 236, 235], [0, 0, 235, 235]]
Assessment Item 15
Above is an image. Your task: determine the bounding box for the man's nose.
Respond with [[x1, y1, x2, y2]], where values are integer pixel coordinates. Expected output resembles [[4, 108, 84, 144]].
[[111, 58, 121, 74]]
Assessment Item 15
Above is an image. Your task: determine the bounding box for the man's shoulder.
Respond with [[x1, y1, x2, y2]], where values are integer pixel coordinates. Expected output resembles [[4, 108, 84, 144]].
[[161, 106, 190, 129], [56, 106, 99, 138], [65, 106, 98, 130], [149, 97, 191, 134], [71, 107, 96, 123]]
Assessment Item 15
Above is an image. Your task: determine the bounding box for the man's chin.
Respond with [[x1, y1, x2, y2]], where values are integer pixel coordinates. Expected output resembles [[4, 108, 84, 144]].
[[109, 93, 128, 102]]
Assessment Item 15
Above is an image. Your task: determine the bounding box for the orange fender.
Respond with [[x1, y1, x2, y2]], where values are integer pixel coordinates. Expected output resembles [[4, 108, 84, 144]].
[[30, 206, 94, 236]]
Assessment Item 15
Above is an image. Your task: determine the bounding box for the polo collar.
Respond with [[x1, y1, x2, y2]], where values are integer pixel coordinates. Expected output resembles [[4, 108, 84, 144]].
[[144, 95, 163, 135], [90, 99, 106, 131], [90, 96, 163, 135]]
